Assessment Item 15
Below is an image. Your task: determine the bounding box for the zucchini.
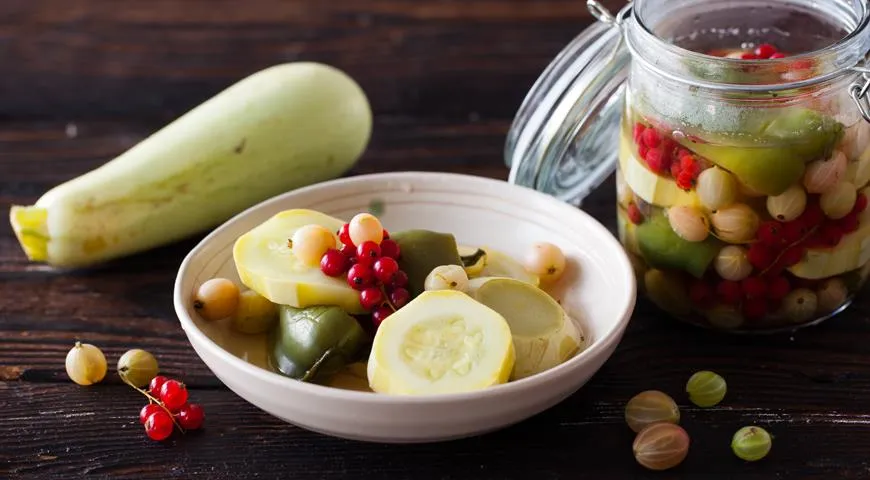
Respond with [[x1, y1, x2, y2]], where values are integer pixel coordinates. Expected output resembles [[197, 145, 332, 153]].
[[9, 62, 372, 268]]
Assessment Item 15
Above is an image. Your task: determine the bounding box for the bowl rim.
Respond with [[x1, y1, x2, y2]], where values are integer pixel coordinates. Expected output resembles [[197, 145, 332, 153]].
[[174, 170, 636, 405]]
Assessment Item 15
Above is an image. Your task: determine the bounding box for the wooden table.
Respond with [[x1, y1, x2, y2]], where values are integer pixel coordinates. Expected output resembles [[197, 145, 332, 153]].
[[3, 1, 869, 478]]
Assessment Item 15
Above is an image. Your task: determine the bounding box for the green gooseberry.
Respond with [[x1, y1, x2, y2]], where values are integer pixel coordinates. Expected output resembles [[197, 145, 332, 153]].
[[731, 426, 772, 461], [686, 370, 727, 407]]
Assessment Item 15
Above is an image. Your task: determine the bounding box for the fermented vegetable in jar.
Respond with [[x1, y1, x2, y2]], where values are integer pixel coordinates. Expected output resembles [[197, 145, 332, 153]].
[[504, 0, 870, 332]]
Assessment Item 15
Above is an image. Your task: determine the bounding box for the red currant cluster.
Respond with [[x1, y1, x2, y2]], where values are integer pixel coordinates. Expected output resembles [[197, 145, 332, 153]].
[[632, 123, 705, 190], [740, 43, 785, 60], [320, 224, 410, 327], [686, 193, 866, 321], [138, 375, 204, 441]]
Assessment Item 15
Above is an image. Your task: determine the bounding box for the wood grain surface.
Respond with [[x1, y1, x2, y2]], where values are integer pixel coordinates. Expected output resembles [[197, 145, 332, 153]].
[[3, 1, 870, 479]]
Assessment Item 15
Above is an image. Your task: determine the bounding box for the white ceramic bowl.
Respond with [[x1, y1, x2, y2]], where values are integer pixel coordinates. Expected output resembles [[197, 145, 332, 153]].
[[174, 171, 636, 443]]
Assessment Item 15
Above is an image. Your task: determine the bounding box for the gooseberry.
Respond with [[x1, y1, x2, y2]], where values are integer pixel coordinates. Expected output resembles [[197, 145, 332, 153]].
[[710, 204, 759, 243], [816, 278, 849, 314], [523, 242, 567, 283], [291, 224, 337, 267], [714, 246, 752, 281], [820, 181, 857, 220], [423, 265, 469, 293], [632, 423, 691, 471], [803, 150, 847, 194], [193, 278, 240, 321], [348, 213, 384, 246], [65, 341, 108, 386], [624, 390, 680, 433], [731, 426, 772, 461], [117, 348, 159, 388], [696, 167, 737, 210], [766, 184, 807, 222], [667, 206, 710, 242], [781, 288, 818, 323], [685, 370, 727, 407]]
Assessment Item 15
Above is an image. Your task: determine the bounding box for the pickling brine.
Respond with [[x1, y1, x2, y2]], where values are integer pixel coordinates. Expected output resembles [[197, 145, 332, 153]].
[[505, 0, 870, 332]]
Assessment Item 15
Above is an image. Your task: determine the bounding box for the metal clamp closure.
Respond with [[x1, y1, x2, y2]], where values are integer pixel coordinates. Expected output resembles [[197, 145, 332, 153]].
[[850, 64, 870, 124]]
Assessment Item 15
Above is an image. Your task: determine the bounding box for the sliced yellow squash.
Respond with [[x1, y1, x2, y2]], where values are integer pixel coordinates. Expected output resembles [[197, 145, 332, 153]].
[[788, 209, 870, 279], [367, 290, 515, 395], [468, 277, 584, 379], [477, 247, 539, 286], [232, 209, 366, 314], [618, 130, 700, 208]]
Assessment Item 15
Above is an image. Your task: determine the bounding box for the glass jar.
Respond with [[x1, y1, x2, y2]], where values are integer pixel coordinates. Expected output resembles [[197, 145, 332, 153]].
[[505, 0, 870, 332]]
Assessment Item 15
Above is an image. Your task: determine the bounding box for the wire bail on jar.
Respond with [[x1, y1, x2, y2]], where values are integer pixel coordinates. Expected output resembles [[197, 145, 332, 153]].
[[850, 66, 870, 123]]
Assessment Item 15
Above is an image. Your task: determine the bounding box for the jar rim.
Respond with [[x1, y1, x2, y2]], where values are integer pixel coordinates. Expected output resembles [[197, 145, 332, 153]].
[[628, 0, 870, 92]]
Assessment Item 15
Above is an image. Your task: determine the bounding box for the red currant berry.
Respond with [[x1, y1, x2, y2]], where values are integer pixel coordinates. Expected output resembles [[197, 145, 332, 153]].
[[339, 242, 357, 260], [780, 246, 805, 266], [676, 170, 694, 190], [633, 123, 646, 143], [742, 298, 768, 321], [638, 144, 649, 159], [372, 306, 392, 327], [820, 224, 844, 247], [139, 403, 162, 424], [837, 211, 860, 234], [627, 203, 644, 225], [389, 288, 411, 309], [159, 380, 189, 412], [644, 148, 669, 174], [716, 280, 742, 305], [320, 248, 349, 277], [741, 52, 760, 60], [688, 281, 713, 307], [338, 223, 353, 247], [390, 270, 409, 289], [177, 403, 205, 430], [641, 128, 661, 149], [679, 153, 695, 169], [782, 221, 803, 244], [379, 239, 401, 259], [854, 193, 867, 213], [754, 43, 777, 59], [797, 202, 824, 232], [769, 52, 786, 59], [747, 243, 774, 270], [144, 410, 174, 441], [382, 229, 390, 240], [757, 221, 784, 246], [741, 277, 768, 299], [373, 257, 400, 284], [149, 375, 169, 396], [356, 241, 381, 265], [359, 287, 385, 311], [670, 161, 683, 179], [767, 276, 791, 301], [347, 263, 375, 290]]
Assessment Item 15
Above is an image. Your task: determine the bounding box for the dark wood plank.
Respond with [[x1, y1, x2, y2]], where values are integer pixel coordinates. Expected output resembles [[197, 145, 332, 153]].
[[3, 380, 870, 480], [0, 0, 616, 122], [3, 0, 870, 478]]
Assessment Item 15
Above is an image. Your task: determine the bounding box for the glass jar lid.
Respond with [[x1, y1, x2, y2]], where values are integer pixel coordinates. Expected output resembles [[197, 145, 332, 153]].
[[505, 0, 870, 206], [505, 2, 632, 206]]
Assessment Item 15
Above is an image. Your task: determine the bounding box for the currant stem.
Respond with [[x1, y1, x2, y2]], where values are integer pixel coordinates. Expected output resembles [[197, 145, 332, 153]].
[[120, 372, 185, 433]]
